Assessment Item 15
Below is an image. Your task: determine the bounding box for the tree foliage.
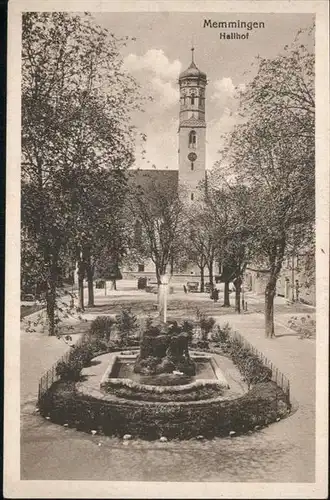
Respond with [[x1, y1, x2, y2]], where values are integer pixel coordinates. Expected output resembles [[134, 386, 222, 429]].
[[214, 25, 315, 335], [21, 12, 144, 334]]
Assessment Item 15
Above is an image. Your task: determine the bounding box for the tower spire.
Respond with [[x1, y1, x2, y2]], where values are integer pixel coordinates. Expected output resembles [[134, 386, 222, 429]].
[[191, 46, 194, 63]]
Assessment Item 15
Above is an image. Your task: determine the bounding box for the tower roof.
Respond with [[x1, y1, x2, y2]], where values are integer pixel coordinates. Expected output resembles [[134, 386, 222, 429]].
[[179, 48, 206, 81]]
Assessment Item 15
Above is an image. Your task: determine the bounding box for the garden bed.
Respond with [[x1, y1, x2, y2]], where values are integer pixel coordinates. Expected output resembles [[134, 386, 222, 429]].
[[102, 378, 225, 402], [38, 311, 291, 440]]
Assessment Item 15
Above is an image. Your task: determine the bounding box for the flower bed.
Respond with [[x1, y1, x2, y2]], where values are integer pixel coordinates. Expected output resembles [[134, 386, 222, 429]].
[[102, 378, 226, 402]]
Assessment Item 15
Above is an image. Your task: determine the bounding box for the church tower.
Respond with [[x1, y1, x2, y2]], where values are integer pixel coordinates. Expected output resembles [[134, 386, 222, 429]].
[[178, 48, 207, 202]]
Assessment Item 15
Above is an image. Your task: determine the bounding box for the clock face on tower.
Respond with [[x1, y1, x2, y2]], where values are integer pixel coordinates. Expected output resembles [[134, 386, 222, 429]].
[[188, 152, 197, 161]]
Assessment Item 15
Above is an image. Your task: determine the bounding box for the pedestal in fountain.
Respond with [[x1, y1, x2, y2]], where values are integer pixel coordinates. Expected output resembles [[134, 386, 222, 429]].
[[134, 322, 196, 377]]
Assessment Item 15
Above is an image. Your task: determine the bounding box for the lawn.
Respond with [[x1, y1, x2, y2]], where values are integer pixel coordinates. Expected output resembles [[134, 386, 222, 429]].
[[87, 296, 237, 319]]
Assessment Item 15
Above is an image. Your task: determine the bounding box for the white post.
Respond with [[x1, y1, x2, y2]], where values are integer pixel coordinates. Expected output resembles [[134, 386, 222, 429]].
[[158, 283, 163, 317], [160, 274, 169, 323], [164, 282, 168, 324]]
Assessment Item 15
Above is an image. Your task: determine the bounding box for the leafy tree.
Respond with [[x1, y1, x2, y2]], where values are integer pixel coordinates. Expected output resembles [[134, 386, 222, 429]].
[[66, 167, 128, 308], [202, 183, 246, 308], [212, 183, 255, 312], [128, 176, 184, 287], [21, 12, 143, 334], [218, 26, 314, 336], [183, 200, 217, 292]]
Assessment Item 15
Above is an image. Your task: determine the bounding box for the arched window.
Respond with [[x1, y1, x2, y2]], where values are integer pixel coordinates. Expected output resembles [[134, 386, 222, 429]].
[[191, 162, 194, 171], [191, 193, 194, 201], [191, 95, 195, 105], [189, 130, 197, 148]]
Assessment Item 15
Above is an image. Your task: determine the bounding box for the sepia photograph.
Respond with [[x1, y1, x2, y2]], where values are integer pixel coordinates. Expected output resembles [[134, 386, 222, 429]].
[[5, 0, 329, 498]]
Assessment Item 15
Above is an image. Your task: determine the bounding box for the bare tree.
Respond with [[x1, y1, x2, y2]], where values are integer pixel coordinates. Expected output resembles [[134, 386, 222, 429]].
[[129, 176, 184, 287]]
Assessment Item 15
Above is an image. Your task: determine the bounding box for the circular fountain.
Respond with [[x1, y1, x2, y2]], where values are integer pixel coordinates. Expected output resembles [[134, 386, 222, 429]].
[[39, 316, 291, 440]]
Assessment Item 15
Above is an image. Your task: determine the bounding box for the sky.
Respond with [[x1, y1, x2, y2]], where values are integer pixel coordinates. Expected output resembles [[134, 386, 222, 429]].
[[92, 12, 314, 171]]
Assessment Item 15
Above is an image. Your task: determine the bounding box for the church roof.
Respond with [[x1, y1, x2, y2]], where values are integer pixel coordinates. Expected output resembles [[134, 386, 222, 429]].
[[128, 169, 178, 194]]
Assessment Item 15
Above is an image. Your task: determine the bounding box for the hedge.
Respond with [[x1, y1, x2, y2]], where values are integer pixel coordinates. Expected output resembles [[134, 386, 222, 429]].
[[39, 381, 289, 440]]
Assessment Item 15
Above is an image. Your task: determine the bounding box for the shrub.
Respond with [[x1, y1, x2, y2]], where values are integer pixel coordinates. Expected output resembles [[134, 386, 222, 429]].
[[56, 359, 82, 381], [86, 336, 109, 355], [211, 323, 231, 344], [193, 321, 273, 389], [107, 339, 123, 351], [288, 315, 316, 339], [55, 337, 105, 382], [90, 316, 115, 341], [70, 343, 94, 365], [115, 307, 138, 344], [195, 340, 210, 350], [181, 320, 195, 341], [225, 341, 272, 389], [196, 311, 216, 341]]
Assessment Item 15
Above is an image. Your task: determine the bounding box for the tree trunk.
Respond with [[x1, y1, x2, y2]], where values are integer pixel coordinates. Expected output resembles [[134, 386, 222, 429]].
[[45, 252, 58, 336], [77, 259, 85, 311], [200, 266, 205, 292], [86, 265, 94, 307], [265, 278, 276, 338], [155, 266, 162, 286], [156, 264, 166, 309], [84, 247, 94, 307], [235, 277, 242, 313], [223, 280, 230, 307], [46, 274, 56, 336], [158, 283, 165, 319], [264, 238, 286, 338], [170, 254, 174, 276], [208, 260, 214, 290]]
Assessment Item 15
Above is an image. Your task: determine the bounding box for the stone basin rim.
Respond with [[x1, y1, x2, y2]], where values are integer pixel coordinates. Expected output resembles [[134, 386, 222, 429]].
[[99, 350, 230, 389]]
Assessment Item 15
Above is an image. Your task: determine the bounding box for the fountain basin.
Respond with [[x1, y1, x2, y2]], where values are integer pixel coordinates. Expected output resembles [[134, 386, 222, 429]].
[[100, 351, 230, 392]]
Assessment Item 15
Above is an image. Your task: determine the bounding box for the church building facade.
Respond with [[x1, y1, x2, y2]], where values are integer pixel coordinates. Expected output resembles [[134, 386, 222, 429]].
[[123, 49, 209, 281]]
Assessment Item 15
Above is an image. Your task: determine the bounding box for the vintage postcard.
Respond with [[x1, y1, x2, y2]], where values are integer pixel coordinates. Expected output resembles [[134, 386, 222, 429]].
[[4, 0, 329, 498]]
